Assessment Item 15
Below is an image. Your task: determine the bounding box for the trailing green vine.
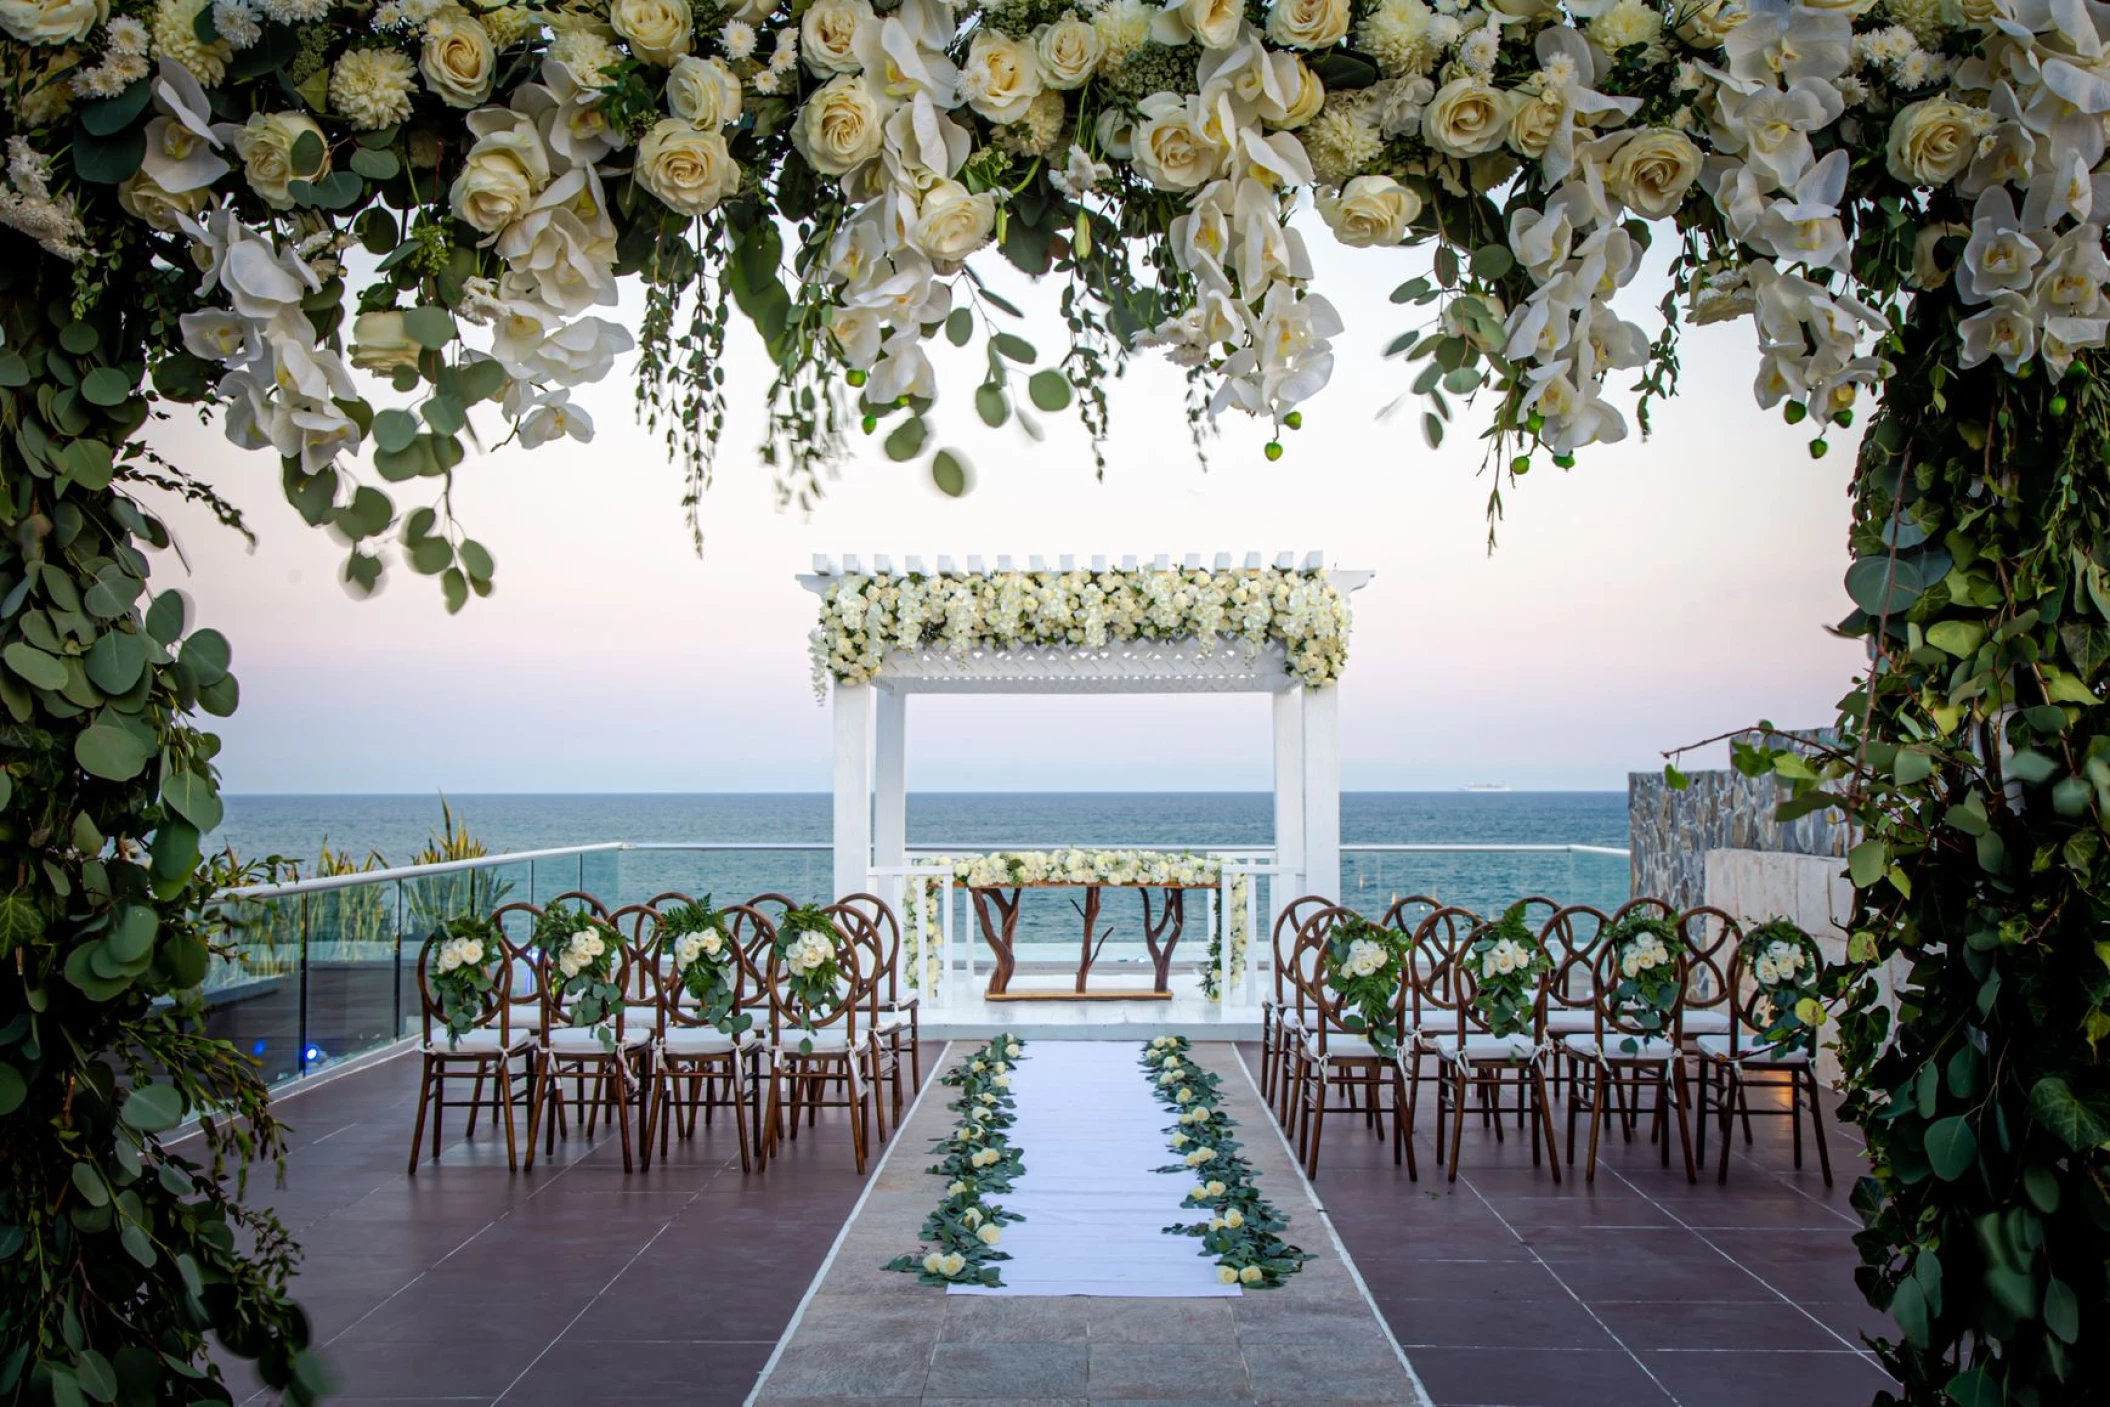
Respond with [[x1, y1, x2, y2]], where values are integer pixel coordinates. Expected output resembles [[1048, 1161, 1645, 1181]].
[[886, 1035, 1027, 1288]]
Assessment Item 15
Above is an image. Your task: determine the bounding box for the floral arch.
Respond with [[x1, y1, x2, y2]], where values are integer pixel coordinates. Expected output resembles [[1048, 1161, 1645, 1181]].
[[2, 0, 2108, 1397]]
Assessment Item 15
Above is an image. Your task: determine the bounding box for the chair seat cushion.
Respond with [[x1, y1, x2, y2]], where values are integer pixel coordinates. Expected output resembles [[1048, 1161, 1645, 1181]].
[[426, 1027, 532, 1056], [1561, 1032, 1680, 1063], [661, 1028, 748, 1057], [1543, 1007, 1595, 1034], [1425, 1033, 1541, 1064], [1301, 1031, 1389, 1059], [545, 1026, 648, 1056], [773, 1030, 860, 1055], [1681, 1009, 1734, 1035], [1692, 1032, 1812, 1064]]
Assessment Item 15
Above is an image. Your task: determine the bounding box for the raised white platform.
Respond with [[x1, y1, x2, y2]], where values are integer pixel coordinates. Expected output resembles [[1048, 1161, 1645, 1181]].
[[920, 968, 1265, 1041]]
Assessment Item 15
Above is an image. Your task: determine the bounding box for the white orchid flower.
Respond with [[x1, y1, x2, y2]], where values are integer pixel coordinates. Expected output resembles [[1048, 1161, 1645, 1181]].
[[1959, 186, 2045, 301]]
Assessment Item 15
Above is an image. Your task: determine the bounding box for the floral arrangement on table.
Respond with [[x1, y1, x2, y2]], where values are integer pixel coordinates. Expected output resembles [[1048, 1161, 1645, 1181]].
[[1466, 901, 1549, 1039], [1599, 912, 1682, 1052], [660, 896, 754, 1039], [810, 566, 1351, 696], [1739, 917, 1824, 1056], [1142, 1036, 1310, 1288], [424, 914, 500, 1046], [887, 1034, 1027, 1286], [534, 903, 624, 1051], [908, 848, 1250, 999], [772, 904, 848, 1051], [1322, 912, 1408, 1056]]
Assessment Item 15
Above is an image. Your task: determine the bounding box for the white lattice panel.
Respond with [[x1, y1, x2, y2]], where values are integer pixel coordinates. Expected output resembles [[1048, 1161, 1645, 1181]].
[[876, 636, 1297, 694]]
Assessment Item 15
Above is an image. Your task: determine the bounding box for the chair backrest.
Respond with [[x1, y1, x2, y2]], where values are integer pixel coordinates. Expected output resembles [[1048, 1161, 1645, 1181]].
[[414, 925, 513, 1046], [1726, 921, 1824, 1055], [489, 899, 551, 1031], [609, 902, 664, 1030], [833, 893, 902, 1003], [1675, 903, 1741, 1019], [649, 901, 766, 1038], [1405, 905, 1480, 1035], [763, 908, 865, 1045], [1539, 903, 1612, 1021], [1451, 915, 1551, 1042], [520, 895, 631, 1045], [1589, 917, 1688, 1049], [1271, 895, 1335, 1004], [822, 900, 889, 1021], [1382, 893, 1442, 985], [1286, 905, 1399, 1057]]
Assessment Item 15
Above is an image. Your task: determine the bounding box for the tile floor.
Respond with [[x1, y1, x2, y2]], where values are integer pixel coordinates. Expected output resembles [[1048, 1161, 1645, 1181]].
[[202, 1038, 1895, 1407]]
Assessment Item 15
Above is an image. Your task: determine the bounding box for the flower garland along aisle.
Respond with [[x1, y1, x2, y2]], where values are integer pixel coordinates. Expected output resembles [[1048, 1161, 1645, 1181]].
[[1142, 1036, 1310, 1287], [810, 565, 1351, 697], [886, 1035, 1028, 1286], [907, 849, 1250, 999]]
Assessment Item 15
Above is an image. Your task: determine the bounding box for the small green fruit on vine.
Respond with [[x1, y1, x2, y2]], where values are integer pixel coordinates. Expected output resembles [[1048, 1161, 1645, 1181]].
[[1785, 400, 1808, 424], [861, 414, 878, 434], [1553, 452, 1575, 468], [1283, 411, 1303, 430], [1810, 437, 1829, 458], [1835, 409, 1855, 427], [1510, 455, 1531, 475], [1264, 440, 1283, 461], [846, 369, 867, 387], [2051, 394, 2069, 415]]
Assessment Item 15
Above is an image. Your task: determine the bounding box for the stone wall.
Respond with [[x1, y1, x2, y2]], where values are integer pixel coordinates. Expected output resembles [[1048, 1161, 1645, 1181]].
[[1627, 732, 1854, 909]]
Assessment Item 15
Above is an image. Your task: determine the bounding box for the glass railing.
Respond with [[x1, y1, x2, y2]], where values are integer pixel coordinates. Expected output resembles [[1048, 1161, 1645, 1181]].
[[199, 840, 1630, 1084]]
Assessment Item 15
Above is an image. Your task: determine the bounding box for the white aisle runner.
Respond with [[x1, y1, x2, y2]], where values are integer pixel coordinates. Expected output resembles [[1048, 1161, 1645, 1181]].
[[950, 1040, 1241, 1298]]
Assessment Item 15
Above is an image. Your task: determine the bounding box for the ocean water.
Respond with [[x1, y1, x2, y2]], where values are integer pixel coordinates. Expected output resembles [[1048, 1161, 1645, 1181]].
[[211, 790, 1633, 924]]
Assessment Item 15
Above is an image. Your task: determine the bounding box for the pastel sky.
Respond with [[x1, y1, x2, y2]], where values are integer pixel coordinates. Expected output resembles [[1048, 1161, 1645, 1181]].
[[146, 222, 1867, 794]]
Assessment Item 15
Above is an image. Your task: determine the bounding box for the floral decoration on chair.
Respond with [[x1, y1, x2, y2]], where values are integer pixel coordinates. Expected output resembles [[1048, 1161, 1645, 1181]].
[[1740, 918, 1825, 1057], [1143, 1036, 1311, 1287], [1468, 902, 1551, 1040], [661, 896, 751, 1039], [1602, 913, 1682, 1051], [1324, 914, 1409, 1057], [427, 915, 500, 1046], [886, 1034, 1027, 1287], [774, 905, 846, 1052], [536, 903, 622, 1052]]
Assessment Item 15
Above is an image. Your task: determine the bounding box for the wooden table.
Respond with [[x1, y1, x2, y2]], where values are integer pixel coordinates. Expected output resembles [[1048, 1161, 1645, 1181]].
[[969, 880, 1211, 1001]]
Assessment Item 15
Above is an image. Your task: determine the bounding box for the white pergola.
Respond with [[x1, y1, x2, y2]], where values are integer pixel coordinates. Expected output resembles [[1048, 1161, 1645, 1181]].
[[799, 552, 1372, 918]]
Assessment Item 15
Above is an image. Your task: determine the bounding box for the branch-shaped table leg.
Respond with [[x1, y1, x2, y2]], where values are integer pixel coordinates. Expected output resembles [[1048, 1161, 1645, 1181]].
[[1139, 888, 1185, 996], [972, 887, 1021, 996]]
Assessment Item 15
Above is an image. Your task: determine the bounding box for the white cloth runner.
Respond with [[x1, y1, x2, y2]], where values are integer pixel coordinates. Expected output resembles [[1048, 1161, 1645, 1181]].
[[950, 1040, 1240, 1298]]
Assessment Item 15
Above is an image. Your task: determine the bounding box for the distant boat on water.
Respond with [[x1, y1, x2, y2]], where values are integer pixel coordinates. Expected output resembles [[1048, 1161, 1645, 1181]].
[[1459, 783, 1511, 793]]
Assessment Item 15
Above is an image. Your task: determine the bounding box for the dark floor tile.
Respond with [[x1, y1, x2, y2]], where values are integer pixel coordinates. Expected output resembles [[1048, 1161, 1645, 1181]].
[[1592, 1298, 1857, 1353], [1405, 1346, 1674, 1406], [1387, 1295, 1618, 1351], [1638, 1349, 1896, 1407], [318, 1338, 543, 1398]]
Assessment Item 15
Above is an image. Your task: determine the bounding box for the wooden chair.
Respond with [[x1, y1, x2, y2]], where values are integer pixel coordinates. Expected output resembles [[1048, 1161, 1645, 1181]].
[[1559, 932, 1698, 1183], [406, 927, 535, 1174], [638, 901, 771, 1173], [826, 898, 902, 1146], [1537, 904, 1611, 1113], [520, 896, 651, 1173], [1284, 905, 1413, 1180], [1399, 905, 1479, 1168], [837, 892, 918, 1122], [761, 909, 879, 1174], [1408, 915, 1561, 1184], [1262, 894, 1334, 1121], [1695, 925, 1833, 1185]]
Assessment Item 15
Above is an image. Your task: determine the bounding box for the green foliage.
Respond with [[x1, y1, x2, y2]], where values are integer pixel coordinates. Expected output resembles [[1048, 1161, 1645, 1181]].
[[425, 917, 502, 1046], [1322, 915, 1409, 1058], [884, 1035, 1028, 1287], [534, 905, 622, 1050], [660, 899, 751, 1037], [1466, 903, 1551, 1040]]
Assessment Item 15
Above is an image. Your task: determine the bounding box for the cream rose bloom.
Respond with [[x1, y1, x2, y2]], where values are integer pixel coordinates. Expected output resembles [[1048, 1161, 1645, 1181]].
[[665, 55, 742, 128], [960, 30, 1043, 123], [1317, 174, 1419, 246], [1173, 0, 1244, 49], [610, 0, 691, 65], [0, 0, 101, 44], [1674, 0, 1746, 45], [117, 170, 207, 233], [349, 312, 423, 375], [910, 180, 996, 261], [1605, 128, 1701, 218], [793, 74, 886, 175], [1886, 97, 1978, 186], [1422, 77, 1511, 158], [448, 126, 549, 234], [1266, 0, 1349, 49], [636, 120, 741, 214], [1506, 91, 1563, 161], [422, 8, 496, 108], [230, 112, 329, 210], [801, 0, 869, 75], [1133, 97, 1225, 190], [1260, 56, 1326, 129], [1033, 12, 1102, 90]]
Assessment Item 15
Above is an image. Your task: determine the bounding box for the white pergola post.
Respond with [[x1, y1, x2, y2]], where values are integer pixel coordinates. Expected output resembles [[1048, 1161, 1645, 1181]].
[[873, 686, 907, 872], [832, 682, 873, 898], [1272, 687, 1306, 915], [1303, 682, 1342, 901]]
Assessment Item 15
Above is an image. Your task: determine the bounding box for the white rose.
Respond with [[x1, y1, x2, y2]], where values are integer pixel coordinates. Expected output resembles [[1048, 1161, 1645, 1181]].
[[350, 312, 422, 374], [1240, 1265, 1264, 1284], [117, 171, 208, 234], [1605, 129, 1701, 219], [0, 0, 100, 44], [977, 1223, 1002, 1246], [1422, 77, 1511, 158], [961, 30, 1043, 124], [1133, 97, 1224, 191], [1266, 0, 1349, 49], [793, 74, 886, 176], [1886, 98, 1978, 187], [1173, 0, 1243, 49], [665, 55, 743, 128], [450, 125, 549, 234], [610, 0, 693, 64], [1317, 174, 1418, 246], [909, 179, 995, 261], [229, 112, 328, 210], [1261, 56, 1326, 129], [1033, 12, 1102, 90], [422, 7, 498, 108], [1506, 92, 1563, 161], [1218, 1266, 1239, 1284], [802, 0, 870, 74], [1674, 0, 1745, 45], [637, 119, 741, 214]]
